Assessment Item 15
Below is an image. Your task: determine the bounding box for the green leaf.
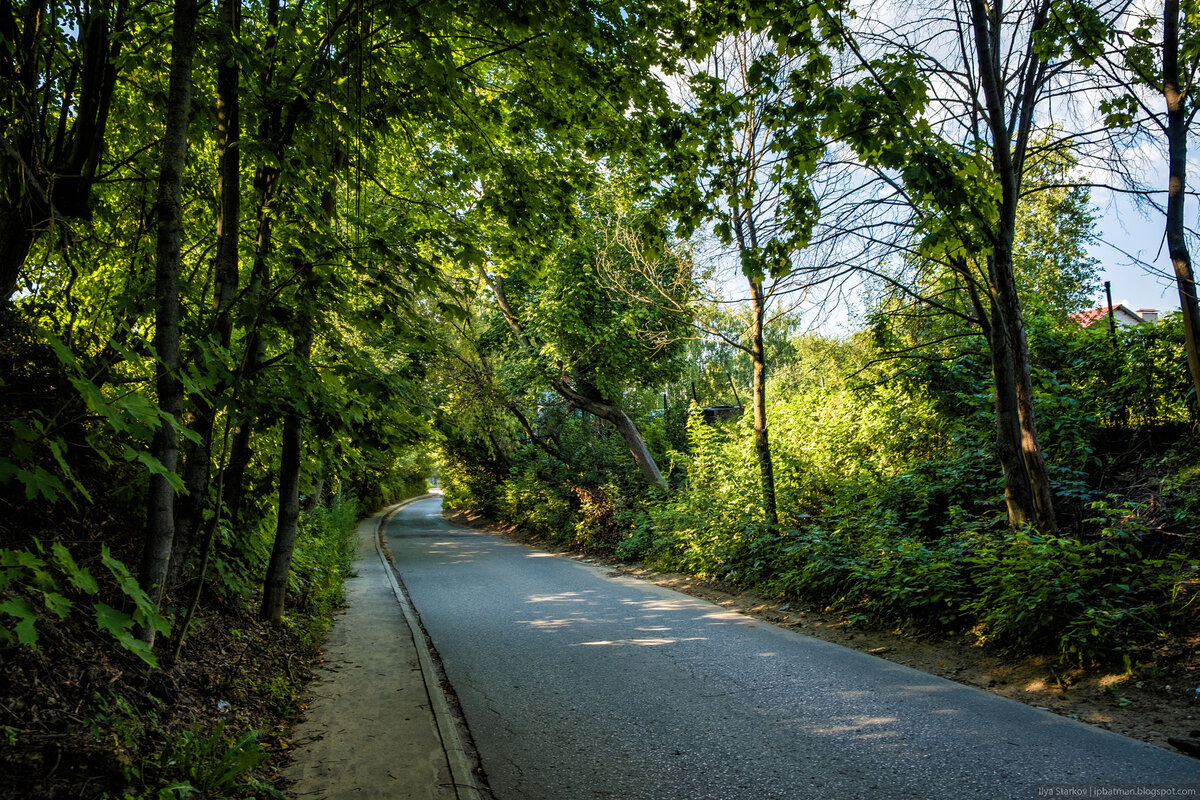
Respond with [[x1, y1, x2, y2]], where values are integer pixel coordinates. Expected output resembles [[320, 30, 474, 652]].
[[41, 331, 77, 367], [94, 602, 159, 667], [100, 547, 170, 637], [52, 543, 100, 594], [134, 451, 185, 491], [42, 591, 73, 619], [46, 438, 92, 504], [0, 597, 39, 645], [116, 392, 160, 428]]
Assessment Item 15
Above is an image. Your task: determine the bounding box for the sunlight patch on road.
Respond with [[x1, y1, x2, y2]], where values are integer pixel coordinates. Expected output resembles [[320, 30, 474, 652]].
[[810, 716, 901, 739], [520, 618, 578, 629], [573, 637, 707, 647], [530, 592, 595, 604], [426, 542, 485, 564], [517, 618, 614, 630], [619, 597, 709, 612]]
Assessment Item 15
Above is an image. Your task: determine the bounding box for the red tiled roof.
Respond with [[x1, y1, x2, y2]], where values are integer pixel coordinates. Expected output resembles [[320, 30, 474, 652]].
[[1069, 304, 1148, 328], [1070, 307, 1111, 327]]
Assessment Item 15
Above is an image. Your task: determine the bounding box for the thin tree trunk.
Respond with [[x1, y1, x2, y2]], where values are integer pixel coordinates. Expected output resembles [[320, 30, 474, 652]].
[[748, 279, 778, 529], [222, 419, 256, 524], [0, 214, 35, 301], [987, 287, 1048, 529], [1164, 0, 1200, 409], [141, 0, 199, 640], [481, 267, 667, 488], [260, 154, 330, 623], [170, 0, 242, 577], [211, 0, 242, 348], [1, 0, 126, 301], [259, 405, 305, 623], [259, 262, 317, 623], [556, 379, 667, 488], [222, 0, 294, 528], [969, 0, 1057, 532]]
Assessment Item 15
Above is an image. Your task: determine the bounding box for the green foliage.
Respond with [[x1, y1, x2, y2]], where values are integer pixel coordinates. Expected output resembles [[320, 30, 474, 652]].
[[500, 462, 578, 542], [0, 541, 170, 666], [143, 723, 274, 800], [286, 496, 361, 647], [1027, 315, 1194, 430], [1012, 142, 1099, 321], [86, 694, 279, 800], [966, 502, 1197, 660], [452, 319, 1200, 665], [354, 449, 432, 511], [1160, 459, 1200, 539]]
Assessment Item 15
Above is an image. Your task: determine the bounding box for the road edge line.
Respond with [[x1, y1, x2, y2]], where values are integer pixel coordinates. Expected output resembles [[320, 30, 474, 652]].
[[374, 494, 484, 800]]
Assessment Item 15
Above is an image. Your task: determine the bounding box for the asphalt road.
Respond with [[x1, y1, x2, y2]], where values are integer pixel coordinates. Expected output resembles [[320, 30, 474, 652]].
[[383, 496, 1199, 800]]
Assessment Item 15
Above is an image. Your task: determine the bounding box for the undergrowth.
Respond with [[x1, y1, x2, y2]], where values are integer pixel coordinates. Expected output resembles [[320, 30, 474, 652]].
[[0, 494, 364, 799]]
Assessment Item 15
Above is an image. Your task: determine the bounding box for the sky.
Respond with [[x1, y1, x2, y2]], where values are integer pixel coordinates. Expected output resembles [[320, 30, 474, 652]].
[[1090, 185, 1186, 316]]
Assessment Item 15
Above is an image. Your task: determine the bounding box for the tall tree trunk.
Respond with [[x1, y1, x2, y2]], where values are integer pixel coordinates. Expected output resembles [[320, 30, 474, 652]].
[[1164, 0, 1200, 410], [748, 279, 778, 529], [1, 0, 127, 301], [170, 0, 242, 578], [259, 398, 307, 623], [986, 279, 1055, 531], [222, 0, 297, 528], [141, 0, 199, 639], [260, 154, 331, 623], [222, 418, 257, 526], [0, 214, 35, 301], [211, 0, 242, 349], [259, 267, 318, 624], [969, 0, 1057, 532]]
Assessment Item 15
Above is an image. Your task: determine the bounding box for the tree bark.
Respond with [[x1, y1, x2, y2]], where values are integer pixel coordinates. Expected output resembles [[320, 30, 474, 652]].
[[986, 279, 1055, 530], [0, 213, 35, 301], [555, 379, 667, 488], [170, 0, 242, 578], [260, 151, 330, 623], [259, 262, 318, 623], [141, 0, 199, 639], [259, 403, 305, 623], [748, 278, 778, 529], [968, 0, 1057, 532], [0, 0, 127, 301], [1164, 0, 1200, 410]]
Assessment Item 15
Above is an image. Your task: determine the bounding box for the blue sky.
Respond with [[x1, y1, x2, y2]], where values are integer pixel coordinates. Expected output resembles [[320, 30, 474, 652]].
[[1090, 186, 1185, 315]]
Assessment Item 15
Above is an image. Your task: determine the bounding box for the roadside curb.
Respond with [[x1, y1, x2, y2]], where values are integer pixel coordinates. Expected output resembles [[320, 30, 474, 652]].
[[375, 494, 484, 800]]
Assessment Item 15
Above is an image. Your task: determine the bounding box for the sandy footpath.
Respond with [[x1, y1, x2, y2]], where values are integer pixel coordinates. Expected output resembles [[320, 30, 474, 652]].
[[284, 505, 459, 799]]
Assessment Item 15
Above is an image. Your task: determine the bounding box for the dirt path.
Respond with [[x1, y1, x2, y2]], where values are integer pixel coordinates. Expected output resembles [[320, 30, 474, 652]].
[[285, 501, 480, 799]]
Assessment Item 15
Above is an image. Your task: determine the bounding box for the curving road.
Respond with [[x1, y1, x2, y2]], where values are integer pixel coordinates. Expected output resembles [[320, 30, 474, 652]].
[[383, 496, 1198, 800]]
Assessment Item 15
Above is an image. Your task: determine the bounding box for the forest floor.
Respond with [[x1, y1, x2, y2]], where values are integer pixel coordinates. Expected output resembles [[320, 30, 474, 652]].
[[449, 509, 1200, 760], [0, 599, 314, 799]]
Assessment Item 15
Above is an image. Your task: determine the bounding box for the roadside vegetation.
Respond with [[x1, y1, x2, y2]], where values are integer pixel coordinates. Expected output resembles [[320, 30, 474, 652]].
[[441, 311, 1200, 666], [4, 0, 1200, 794]]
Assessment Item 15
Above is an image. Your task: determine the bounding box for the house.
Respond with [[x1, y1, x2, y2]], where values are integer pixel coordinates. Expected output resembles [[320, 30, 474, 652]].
[[1070, 303, 1159, 328], [700, 404, 743, 424]]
